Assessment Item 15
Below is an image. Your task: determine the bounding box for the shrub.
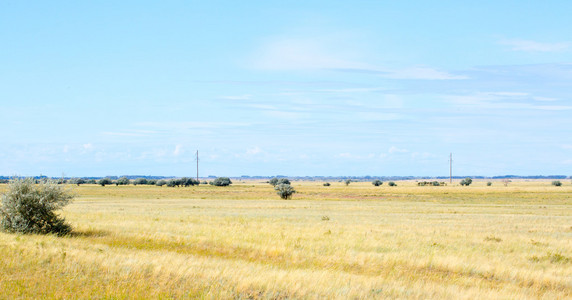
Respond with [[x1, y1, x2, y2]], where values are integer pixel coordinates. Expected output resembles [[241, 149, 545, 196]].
[[210, 177, 232, 186], [552, 181, 562, 187], [147, 179, 157, 185], [372, 180, 383, 186], [155, 180, 166, 186], [460, 177, 473, 186], [432, 181, 441, 186], [345, 179, 351, 186], [181, 177, 200, 187], [388, 181, 397, 186], [269, 178, 279, 186], [0, 178, 73, 235], [323, 182, 331, 186], [98, 178, 113, 186], [116, 177, 130, 185], [487, 181, 492, 186], [275, 183, 296, 199], [68, 178, 86, 186], [133, 178, 147, 185]]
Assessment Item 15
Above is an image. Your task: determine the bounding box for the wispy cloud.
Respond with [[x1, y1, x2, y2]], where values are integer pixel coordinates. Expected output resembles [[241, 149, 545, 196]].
[[380, 67, 468, 80], [252, 37, 368, 70], [220, 94, 252, 100], [500, 39, 570, 52]]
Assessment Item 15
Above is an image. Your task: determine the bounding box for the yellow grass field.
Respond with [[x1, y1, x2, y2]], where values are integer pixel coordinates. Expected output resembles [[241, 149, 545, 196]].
[[1, 180, 571, 299]]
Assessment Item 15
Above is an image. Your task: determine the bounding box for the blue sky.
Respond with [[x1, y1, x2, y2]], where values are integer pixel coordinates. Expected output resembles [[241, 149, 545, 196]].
[[1, 1, 571, 177]]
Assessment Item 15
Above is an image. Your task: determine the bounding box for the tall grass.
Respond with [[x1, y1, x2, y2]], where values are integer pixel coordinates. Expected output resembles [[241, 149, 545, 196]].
[[0, 180, 570, 298]]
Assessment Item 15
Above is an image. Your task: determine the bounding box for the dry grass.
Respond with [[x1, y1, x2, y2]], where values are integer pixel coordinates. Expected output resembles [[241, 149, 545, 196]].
[[1, 180, 571, 299]]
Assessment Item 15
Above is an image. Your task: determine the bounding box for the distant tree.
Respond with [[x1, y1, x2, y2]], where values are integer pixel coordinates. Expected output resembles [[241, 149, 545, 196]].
[[68, 178, 86, 186], [372, 180, 383, 186], [388, 181, 397, 187], [460, 177, 473, 186], [147, 179, 157, 185], [432, 181, 441, 186], [269, 178, 279, 186], [181, 177, 199, 187], [277, 178, 291, 185], [87, 179, 97, 184], [552, 180, 562, 187], [116, 177, 130, 185], [345, 179, 351, 186], [133, 178, 148, 185], [155, 180, 166, 187], [210, 177, 232, 186], [275, 183, 296, 200], [323, 182, 331, 186], [98, 178, 113, 186], [487, 181, 493, 186]]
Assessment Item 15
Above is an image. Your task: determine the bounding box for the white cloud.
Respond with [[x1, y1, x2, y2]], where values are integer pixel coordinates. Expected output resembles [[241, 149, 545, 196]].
[[220, 94, 252, 100], [533, 105, 572, 111], [500, 39, 570, 52], [532, 96, 558, 102], [388, 146, 408, 154], [83, 143, 94, 151], [246, 146, 262, 155], [173, 145, 183, 156], [380, 67, 468, 80], [252, 37, 369, 71]]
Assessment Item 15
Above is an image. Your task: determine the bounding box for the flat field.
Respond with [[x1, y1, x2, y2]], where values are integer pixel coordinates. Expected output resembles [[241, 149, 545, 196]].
[[0, 180, 571, 299]]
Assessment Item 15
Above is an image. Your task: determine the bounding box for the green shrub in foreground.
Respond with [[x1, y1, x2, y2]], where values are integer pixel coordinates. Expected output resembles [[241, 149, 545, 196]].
[[0, 178, 73, 235]]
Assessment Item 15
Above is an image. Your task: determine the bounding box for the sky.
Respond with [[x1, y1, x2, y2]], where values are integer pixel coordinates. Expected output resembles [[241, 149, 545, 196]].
[[1, 1, 571, 177]]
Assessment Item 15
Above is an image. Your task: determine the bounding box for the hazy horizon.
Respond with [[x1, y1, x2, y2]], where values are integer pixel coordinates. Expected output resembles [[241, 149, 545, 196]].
[[2, 2, 571, 177]]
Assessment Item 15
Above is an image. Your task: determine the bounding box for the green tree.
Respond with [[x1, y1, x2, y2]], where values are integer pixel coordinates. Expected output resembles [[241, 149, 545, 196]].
[[133, 178, 148, 185], [116, 177, 130, 185], [210, 177, 232, 186], [552, 180, 562, 187], [372, 180, 383, 186], [1, 178, 73, 235], [388, 181, 397, 186], [98, 178, 112, 186], [460, 177, 473, 186], [345, 179, 351, 186], [275, 183, 296, 199]]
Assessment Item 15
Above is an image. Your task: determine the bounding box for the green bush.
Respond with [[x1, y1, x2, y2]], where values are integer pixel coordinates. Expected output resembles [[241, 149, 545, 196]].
[[98, 178, 112, 186], [269, 178, 279, 186], [460, 177, 473, 186], [210, 177, 232, 186], [372, 180, 383, 186], [0, 178, 73, 235], [487, 182, 492, 186], [155, 180, 166, 187], [133, 178, 147, 185], [552, 181, 562, 187], [275, 183, 296, 199], [323, 182, 331, 186], [116, 177, 130, 185], [388, 181, 397, 186], [345, 179, 351, 186]]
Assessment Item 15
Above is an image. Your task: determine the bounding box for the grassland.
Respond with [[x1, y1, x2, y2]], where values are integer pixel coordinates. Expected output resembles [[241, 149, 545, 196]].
[[0, 180, 571, 299]]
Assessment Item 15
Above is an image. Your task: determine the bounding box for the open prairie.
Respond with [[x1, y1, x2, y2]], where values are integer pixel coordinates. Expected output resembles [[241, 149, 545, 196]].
[[1, 180, 571, 299]]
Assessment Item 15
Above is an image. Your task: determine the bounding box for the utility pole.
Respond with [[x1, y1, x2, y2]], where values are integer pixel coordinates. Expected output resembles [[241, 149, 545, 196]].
[[196, 150, 199, 182], [449, 153, 453, 184]]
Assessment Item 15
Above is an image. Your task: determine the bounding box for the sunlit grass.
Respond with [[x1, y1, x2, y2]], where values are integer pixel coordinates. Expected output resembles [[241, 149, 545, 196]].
[[1, 180, 571, 298]]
